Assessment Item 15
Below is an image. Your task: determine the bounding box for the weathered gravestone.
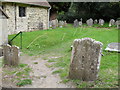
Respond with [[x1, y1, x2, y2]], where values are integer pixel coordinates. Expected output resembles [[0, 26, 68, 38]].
[[79, 21, 82, 26], [3, 45, 19, 66], [105, 43, 120, 52], [51, 19, 58, 29], [99, 19, 104, 26], [94, 19, 98, 24], [86, 18, 93, 26], [64, 21, 67, 27], [49, 21, 52, 28], [79, 18, 82, 26], [74, 19, 79, 28], [59, 21, 64, 28], [116, 20, 120, 29], [69, 38, 103, 81], [109, 19, 115, 27]]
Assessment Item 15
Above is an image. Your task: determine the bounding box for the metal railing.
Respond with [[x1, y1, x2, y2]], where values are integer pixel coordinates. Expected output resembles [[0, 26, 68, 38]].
[[8, 31, 22, 49]]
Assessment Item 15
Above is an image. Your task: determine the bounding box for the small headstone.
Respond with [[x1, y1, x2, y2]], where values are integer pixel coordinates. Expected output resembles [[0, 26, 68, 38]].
[[64, 21, 67, 27], [56, 19, 59, 27], [99, 19, 104, 26], [116, 20, 120, 29], [86, 18, 93, 26], [59, 21, 63, 28], [3, 45, 19, 66], [79, 21, 82, 26], [49, 21, 52, 28], [105, 43, 120, 52], [69, 38, 103, 81], [109, 19, 115, 27], [74, 19, 79, 28], [94, 19, 98, 24], [51, 19, 58, 29]]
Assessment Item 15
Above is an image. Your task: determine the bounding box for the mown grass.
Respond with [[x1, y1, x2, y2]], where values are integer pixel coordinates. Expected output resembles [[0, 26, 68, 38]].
[[9, 24, 119, 88]]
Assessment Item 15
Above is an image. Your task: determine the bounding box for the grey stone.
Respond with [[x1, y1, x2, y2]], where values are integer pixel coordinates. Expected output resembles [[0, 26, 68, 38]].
[[79, 21, 82, 26], [3, 45, 19, 66], [74, 19, 79, 28], [79, 18, 83, 26], [51, 19, 58, 29], [86, 18, 93, 26], [105, 43, 120, 52], [94, 19, 98, 24], [109, 19, 115, 27], [116, 20, 120, 29], [69, 38, 103, 81], [64, 21, 67, 27], [99, 19, 104, 26]]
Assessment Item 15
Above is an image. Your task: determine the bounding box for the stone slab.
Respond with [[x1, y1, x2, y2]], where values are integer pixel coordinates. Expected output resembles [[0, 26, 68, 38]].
[[105, 43, 120, 52]]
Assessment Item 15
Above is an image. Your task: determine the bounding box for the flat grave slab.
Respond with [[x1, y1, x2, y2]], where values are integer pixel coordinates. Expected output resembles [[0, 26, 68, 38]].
[[105, 43, 120, 52]]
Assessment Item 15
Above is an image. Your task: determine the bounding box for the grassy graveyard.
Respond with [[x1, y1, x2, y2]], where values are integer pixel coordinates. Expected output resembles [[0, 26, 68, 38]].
[[9, 24, 119, 88]]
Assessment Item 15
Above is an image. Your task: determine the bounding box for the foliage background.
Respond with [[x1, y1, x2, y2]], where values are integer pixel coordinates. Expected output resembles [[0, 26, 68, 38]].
[[49, 2, 120, 23]]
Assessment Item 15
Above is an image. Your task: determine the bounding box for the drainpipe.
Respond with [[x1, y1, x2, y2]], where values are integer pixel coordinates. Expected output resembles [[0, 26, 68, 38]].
[[48, 7, 51, 29]]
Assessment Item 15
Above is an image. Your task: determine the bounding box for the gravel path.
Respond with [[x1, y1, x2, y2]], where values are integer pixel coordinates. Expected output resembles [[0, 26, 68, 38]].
[[20, 55, 75, 88]]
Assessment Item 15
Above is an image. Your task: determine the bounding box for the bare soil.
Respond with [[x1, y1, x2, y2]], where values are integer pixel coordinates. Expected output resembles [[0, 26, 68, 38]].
[[2, 54, 75, 88]]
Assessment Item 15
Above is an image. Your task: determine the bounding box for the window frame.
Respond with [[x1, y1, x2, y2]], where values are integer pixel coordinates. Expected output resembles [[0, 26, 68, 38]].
[[19, 6, 26, 17]]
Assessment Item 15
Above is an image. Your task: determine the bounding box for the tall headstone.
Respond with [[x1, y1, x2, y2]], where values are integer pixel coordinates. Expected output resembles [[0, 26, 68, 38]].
[[3, 45, 19, 66], [109, 19, 115, 27], [74, 19, 79, 28], [69, 38, 103, 81], [79, 18, 82, 26], [99, 19, 104, 26], [86, 18, 93, 26]]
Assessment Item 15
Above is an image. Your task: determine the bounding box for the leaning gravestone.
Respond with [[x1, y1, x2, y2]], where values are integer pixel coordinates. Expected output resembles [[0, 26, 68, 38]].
[[105, 43, 120, 52], [86, 18, 93, 26], [99, 19, 104, 26], [69, 38, 103, 81], [74, 19, 79, 28], [3, 45, 19, 66], [109, 19, 115, 27]]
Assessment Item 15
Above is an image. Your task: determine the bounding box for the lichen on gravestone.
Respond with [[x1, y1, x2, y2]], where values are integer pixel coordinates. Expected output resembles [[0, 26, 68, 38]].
[[69, 38, 103, 81]]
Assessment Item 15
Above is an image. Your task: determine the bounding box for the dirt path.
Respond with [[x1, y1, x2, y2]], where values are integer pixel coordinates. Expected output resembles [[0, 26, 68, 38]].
[[20, 54, 74, 88]]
